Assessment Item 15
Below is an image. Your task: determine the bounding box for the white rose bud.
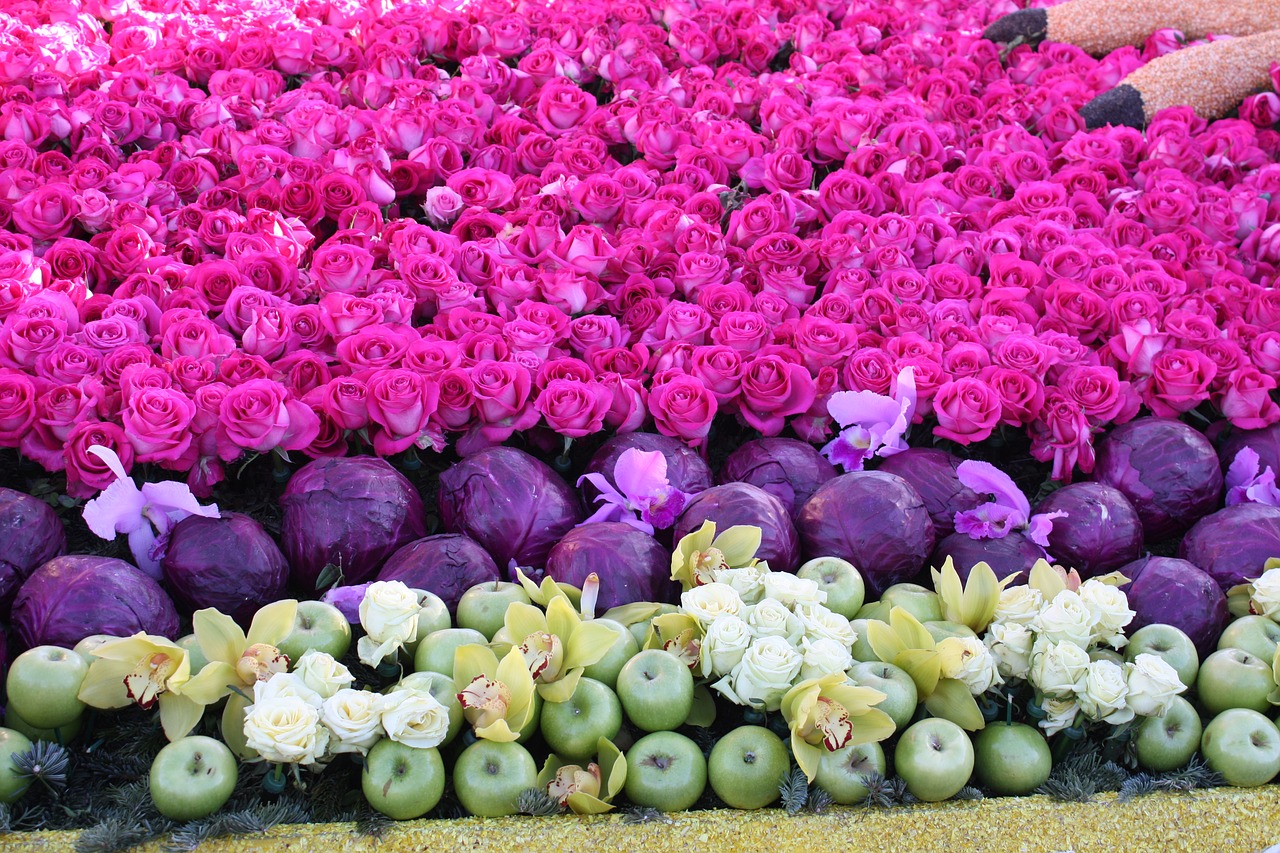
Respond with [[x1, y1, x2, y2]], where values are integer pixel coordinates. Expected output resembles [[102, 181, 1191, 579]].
[[253, 672, 323, 708], [358, 581, 422, 667], [294, 650, 354, 700], [1078, 580, 1135, 649], [1038, 696, 1081, 737], [1078, 659, 1133, 725], [762, 572, 826, 608], [712, 566, 768, 604], [244, 691, 330, 766], [985, 620, 1034, 681], [795, 603, 857, 649], [939, 636, 1003, 695], [714, 636, 803, 711], [1029, 638, 1090, 698], [1034, 590, 1094, 649], [744, 598, 804, 644], [380, 689, 452, 749], [799, 636, 854, 682], [994, 586, 1044, 626], [1126, 653, 1187, 717], [700, 615, 753, 678], [321, 689, 384, 755], [1252, 568, 1280, 620], [681, 583, 745, 626]]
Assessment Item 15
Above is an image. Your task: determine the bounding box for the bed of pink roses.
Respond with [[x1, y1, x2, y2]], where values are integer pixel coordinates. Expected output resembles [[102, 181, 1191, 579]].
[[1, 0, 1280, 501]]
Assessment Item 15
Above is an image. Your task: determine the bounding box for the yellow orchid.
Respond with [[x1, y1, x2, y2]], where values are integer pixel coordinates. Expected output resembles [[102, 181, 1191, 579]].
[[453, 644, 537, 742], [537, 737, 627, 815], [514, 567, 584, 611], [77, 633, 205, 742], [865, 607, 984, 731], [1271, 646, 1280, 706], [643, 612, 703, 670], [1228, 557, 1280, 618], [499, 595, 619, 702], [931, 558, 1015, 634], [782, 673, 896, 782], [670, 521, 762, 591], [181, 600, 298, 707], [1027, 559, 1083, 600]]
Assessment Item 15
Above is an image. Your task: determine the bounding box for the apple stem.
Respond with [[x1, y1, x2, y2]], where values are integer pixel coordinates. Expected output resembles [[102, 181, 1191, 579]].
[[1005, 692, 1013, 727]]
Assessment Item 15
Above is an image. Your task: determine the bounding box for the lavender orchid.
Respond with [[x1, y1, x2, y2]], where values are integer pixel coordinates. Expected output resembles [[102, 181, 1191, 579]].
[[81, 445, 220, 580], [1226, 447, 1280, 507], [821, 367, 917, 472], [577, 448, 690, 535], [953, 460, 1065, 548]]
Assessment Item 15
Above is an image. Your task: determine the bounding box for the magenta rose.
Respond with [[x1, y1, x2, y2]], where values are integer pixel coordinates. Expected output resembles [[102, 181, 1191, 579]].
[[536, 378, 612, 438], [0, 368, 37, 445], [122, 386, 197, 466], [11, 183, 78, 241], [649, 373, 717, 446], [982, 366, 1045, 426], [217, 379, 320, 458], [690, 345, 744, 406], [932, 377, 1002, 445], [1219, 366, 1280, 430], [535, 79, 596, 137], [470, 360, 533, 425], [366, 368, 440, 455], [64, 419, 134, 498], [320, 376, 370, 430], [737, 355, 817, 437], [1145, 348, 1217, 417]]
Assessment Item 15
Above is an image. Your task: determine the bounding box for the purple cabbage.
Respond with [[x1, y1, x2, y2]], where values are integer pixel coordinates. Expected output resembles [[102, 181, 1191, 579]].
[[281, 457, 426, 589], [930, 530, 1044, 585], [796, 471, 935, 598], [1178, 503, 1280, 592], [1218, 422, 1280, 477], [583, 433, 713, 502], [1033, 483, 1143, 578], [438, 447, 583, 572], [12, 556, 179, 649], [875, 448, 985, 538], [674, 483, 801, 572], [1121, 555, 1229, 658], [718, 437, 837, 520], [161, 513, 289, 624], [545, 522, 678, 611], [0, 487, 66, 606], [1092, 418, 1223, 543], [377, 534, 502, 613]]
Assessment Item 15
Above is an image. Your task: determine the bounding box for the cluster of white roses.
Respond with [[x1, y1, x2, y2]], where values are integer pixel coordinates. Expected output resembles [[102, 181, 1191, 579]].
[[681, 566, 856, 712], [357, 581, 434, 668], [983, 579, 1186, 735], [242, 655, 452, 767]]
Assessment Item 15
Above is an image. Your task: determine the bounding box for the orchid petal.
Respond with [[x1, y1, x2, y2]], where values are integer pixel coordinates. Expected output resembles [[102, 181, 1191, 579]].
[[127, 525, 163, 579], [957, 460, 1031, 520], [87, 445, 130, 481], [180, 661, 237, 705], [612, 449, 668, 501], [82, 476, 147, 538], [1226, 448, 1262, 493], [158, 694, 205, 742], [924, 678, 985, 731], [247, 600, 298, 646], [1025, 510, 1067, 548], [139, 480, 220, 520], [194, 608, 247, 666], [826, 389, 903, 430], [894, 366, 918, 423]]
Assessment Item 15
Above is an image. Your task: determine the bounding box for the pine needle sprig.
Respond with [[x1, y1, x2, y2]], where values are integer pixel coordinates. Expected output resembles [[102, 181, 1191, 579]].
[[779, 767, 809, 816]]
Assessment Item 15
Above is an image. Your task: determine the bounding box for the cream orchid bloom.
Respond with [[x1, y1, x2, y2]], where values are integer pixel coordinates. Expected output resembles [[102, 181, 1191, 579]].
[[77, 633, 204, 741]]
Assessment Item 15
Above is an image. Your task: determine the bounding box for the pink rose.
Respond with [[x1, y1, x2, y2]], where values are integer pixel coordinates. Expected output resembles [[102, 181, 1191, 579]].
[[471, 360, 533, 426], [366, 368, 440, 455], [1030, 390, 1097, 483], [1145, 348, 1216, 417], [535, 79, 595, 137], [1218, 366, 1280, 430], [0, 368, 37, 445], [982, 366, 1046, 426], [123, 386, 197, 466], [217, 379, 320, 458], [536, 378, 612, 438], [738, 355, 817, 436], [436, 367, 475, 431], [1056, 365, 1138, 423], [932, 377, 1001, 445], [64, 420, 134, 499], [598, 372, 647, 433], [11, 183, 78, 241], [649, 373, 717, 446], [321, 376, 370, 430]]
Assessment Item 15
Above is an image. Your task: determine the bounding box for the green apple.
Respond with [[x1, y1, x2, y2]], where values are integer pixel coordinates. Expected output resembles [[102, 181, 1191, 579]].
[[816, 742, 886, 804], [1201, 708, 1280, 787], [73, 634, 117, 665], [410, 591, 451, 643], [924, 621, 977, 644], [616, 649, 694, 732], [849, 619, 880, 662], [879, 584, 943, 624], [894, 718, 974, 802], [1218, 616, 1280, 663], [1134, 696, 1202, 773], [1125, 624, 1199, 689], [580, 619, 639, 689], [624, 731, 707, 812], [456, 582, 530, 641], [973, 723, 1051, 796], [389, 672, 463, 746], [7, 646, 88, 729], [847, 661, 918, 731], [276, 600, 353, 663], [413, 628, 487, 677], [149, 736, 237, 821], [708, 725, 788, 810], [0, 728, 32, 803], [4, 707, 82, 744], [797, 557, 865, 620], [453, 739, 538, 817], [362, 739, 445, 819], [540, 677, 622, 763], [855, 601, 891, 622], [175, 634, 209, 673], [1196, 649, 1276, 715]]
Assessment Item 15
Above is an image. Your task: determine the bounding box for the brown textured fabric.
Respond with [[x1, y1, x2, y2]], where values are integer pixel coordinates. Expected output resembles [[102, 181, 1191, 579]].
[[1045, 0, 1280, 55], [1122, 30, 1280, 120]]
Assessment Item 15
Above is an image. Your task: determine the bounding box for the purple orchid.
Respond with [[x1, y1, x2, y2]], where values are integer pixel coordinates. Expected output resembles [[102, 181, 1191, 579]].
[[81, 445, 220, 580], [322, 582, 374, 623], [1226, 447, 1280, 507], [821, 367, 917, 472], [953, 460, 1065, 548], [576, 448, 690, 535]]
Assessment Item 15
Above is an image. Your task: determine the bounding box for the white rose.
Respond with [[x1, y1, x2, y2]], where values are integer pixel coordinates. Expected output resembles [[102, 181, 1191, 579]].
[[681, 583, 745, 626], [795, 603, 857, 649], [294, 650, 354, 700], [1252, 568, 1280, 620], [358, 581, 422, 667], [994, 586, 1044, 626], [380, 689, 452, 749], [700, 615, 753, 678], [321, 689, 384, 755], [1029, 638, 1090, 697], [1078, 659, 1133, 725], [244, 692, 330, 765], [984, 620, 1034, 681], [799, 636, 854, 682], [1078, 580, 1135, 649], [762, 572, 826, 608], [713, 636, 803, 711], [1038, 696, 1081, 737], [712, 566, 768, 604], [744, 598, 804, 644], [1034, 590, 1094, 648], [1126, 653, 1187, 717], [939, 636, 1002, 695], [253, 672, 323, 708]]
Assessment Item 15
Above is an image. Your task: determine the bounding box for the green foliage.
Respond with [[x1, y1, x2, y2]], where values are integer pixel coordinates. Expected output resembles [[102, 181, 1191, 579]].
[[779, 767, 809, 816], [1036, 749, 1128, 803], [516, 788, 563, 817]]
